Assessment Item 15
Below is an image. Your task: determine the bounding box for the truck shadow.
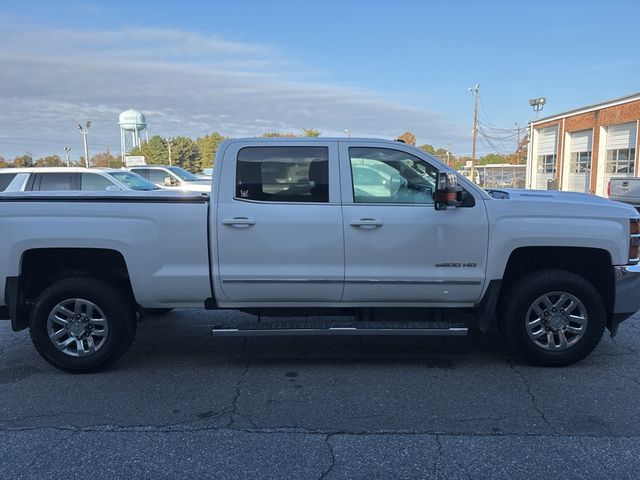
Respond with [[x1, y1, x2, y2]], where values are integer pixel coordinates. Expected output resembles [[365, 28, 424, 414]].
[[129, 311, 513, 369]]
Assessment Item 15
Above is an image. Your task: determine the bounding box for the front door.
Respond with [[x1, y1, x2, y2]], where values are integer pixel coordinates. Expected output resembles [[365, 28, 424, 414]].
[[215, 141, 344, 303], [339, 142, 488, 304]]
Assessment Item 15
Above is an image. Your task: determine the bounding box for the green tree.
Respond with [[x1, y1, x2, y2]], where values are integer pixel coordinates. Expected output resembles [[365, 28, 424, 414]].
[[172, 136, 201, 173], [302, 128, 321, 137], [129, 135, 168, 165], [418, 144, 435, 154], [35, 155, 65, 167], [0, 157, 8, 168], [261, 132, 296, 138], [90, 152, 122, 168], [478, 153, 507, 165], [196, 132, 227, 169], [12, 154, 33, 168]]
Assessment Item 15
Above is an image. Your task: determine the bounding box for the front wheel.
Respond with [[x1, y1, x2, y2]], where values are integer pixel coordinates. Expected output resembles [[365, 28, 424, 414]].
[[501, 269, 606, 366], [29, 277, 137, 373]]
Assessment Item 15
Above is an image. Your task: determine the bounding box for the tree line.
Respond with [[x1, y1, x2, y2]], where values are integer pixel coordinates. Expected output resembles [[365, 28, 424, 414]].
[[0, 128, 525, 173]]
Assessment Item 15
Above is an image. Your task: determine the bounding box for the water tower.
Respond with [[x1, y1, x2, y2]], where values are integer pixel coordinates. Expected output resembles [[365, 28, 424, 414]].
[[119, 109, 148, 159]]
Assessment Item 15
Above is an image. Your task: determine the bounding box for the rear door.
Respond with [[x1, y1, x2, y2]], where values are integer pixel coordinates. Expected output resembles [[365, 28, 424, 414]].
[[339, 141, 488, 304], [215, 141, 344, 302]]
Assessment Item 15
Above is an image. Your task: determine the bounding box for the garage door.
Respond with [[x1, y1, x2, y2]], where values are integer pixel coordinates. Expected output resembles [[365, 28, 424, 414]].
[[566, 129, 592, 193], [601, 122, 637, 196], [536, 126, 558, 189]]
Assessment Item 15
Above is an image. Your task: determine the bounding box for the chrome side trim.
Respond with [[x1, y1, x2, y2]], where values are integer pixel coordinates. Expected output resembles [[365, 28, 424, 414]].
[[221, 279, 482, 285], [222, 279, 341, 284], [345, 279, 482, 285]]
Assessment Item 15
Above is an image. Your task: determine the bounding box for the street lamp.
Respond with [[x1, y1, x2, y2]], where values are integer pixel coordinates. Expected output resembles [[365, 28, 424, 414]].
[[529, 97, 546, 116], [77, 121, 91, 168], [166, 137, 173, 166], [64, 147, 71, 167]]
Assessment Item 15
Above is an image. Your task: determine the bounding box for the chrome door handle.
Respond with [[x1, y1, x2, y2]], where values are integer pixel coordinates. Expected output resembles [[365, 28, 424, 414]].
[[222, 217, 256, 227], [349, 218, 383, 228]]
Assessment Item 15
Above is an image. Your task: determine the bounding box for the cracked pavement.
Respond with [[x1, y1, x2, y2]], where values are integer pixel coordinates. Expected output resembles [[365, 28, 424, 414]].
[[1, 310, 640, 479]]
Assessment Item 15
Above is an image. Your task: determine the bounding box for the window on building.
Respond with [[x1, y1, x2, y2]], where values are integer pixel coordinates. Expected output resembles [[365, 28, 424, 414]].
[[570, 152, 592, 173], [606, 148, 636, 174], [236, 146, 329, 202], [537, 154, 557, 174]]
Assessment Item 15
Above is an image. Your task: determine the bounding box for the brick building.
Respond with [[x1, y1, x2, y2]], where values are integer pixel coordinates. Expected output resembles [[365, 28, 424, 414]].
[[526, 92, 640, 196]]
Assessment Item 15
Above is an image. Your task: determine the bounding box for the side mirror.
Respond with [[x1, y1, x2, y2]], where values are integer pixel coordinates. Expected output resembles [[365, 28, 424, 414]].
[[163, 176, 175, 187], [434, 172, 458, 210], [105, 185, 121, 192]]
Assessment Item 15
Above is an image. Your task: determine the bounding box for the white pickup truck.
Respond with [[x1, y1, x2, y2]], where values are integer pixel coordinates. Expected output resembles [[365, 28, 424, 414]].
[[1, 137, 640, 372]]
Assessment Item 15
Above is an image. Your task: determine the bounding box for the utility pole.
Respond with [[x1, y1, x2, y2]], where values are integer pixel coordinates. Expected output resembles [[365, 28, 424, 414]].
[[64, 147, 71, 167], [515, 123, 520, 164], [469, 84, 479, 182], [167, 137, 173, 166]]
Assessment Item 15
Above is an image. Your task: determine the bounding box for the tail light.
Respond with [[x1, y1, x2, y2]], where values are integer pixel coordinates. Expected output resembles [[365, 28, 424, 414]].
[[629, 218, 640, 263], [607, 181, 611, 197]]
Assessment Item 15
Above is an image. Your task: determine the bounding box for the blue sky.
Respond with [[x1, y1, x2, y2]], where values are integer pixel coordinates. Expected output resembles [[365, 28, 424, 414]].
[[1, 0, 639, 159]]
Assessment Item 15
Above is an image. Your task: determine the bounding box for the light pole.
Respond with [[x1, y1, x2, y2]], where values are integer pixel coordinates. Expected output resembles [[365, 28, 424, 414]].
[[529, 97, 546, 117], [166, 137, 173, 166], [77, 121, 91, 168], [64, 147, 71, 167]]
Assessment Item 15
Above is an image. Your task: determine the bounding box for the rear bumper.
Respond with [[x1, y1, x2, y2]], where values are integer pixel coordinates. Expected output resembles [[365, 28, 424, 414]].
[[611, 264, 640, 333]]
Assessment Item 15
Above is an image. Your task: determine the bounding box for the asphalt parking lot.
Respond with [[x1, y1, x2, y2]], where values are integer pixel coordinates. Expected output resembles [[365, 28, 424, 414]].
[[1, 309, 640, 479]]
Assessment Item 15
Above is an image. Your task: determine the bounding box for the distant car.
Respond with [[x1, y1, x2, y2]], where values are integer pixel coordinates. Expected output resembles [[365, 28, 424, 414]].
[[0, 167, 160, 193], [126, 165, 211, 192]]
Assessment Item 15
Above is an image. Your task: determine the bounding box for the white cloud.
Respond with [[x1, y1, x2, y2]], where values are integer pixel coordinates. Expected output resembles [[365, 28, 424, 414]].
[[0, 23, 470, 159]]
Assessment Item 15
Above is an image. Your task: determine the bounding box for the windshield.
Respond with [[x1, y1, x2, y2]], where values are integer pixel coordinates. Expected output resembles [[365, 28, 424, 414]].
[[109, 171, 160, 191], [167, 166, 201, 182]]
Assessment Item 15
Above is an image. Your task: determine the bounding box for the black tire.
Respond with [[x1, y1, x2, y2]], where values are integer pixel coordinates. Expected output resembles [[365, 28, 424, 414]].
[[501, 269, 606, 366], [29, 277, 137, 373], [144, 308, 173, 316]]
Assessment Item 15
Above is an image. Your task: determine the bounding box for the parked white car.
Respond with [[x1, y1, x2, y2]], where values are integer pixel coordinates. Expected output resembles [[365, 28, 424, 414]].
[[126, 165, 211, 192], [0, 167, 160, 192]]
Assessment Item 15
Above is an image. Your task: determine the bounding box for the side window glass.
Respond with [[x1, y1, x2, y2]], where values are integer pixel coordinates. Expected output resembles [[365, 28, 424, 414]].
[[148, 169, 171, 184], [131, 169, 149, 179], [349, 147, 436, 204], [236, 146, 329, 203], [81, 173, 114, 191], [37, 173, 74, 191], [0, 173, 17, 192]]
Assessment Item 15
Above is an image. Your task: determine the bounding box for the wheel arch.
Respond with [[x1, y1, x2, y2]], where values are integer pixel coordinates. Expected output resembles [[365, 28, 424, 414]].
[[503, 246, 613, 328], [6, 247, 135, 332], [478, 246, 614, 332]]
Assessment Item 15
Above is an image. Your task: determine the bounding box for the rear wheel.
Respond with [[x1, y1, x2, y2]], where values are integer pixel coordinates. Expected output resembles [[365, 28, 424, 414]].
[[501, 269, 605, 366], [29, 277, 137, 373]]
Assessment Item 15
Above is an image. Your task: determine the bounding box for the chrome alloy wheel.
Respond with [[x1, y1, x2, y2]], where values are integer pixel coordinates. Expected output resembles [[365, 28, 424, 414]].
[[47, 298, 109, 357], [525, 291, 588, 351]]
